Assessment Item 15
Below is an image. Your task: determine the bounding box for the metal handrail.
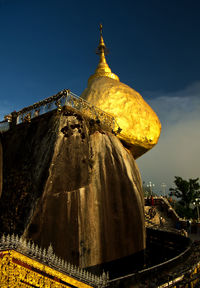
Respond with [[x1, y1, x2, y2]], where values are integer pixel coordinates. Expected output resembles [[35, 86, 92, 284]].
[[0, 89, 121, 134], [0, 120, 9, 132]]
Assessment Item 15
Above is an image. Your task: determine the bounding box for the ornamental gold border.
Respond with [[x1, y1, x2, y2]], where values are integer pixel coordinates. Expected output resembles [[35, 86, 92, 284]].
[[0, 250, 93, 288]]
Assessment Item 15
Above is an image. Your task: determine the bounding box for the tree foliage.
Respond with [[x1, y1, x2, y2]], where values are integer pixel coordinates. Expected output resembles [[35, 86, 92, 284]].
[[169, 176, 200, 209], [173, 202, 194, 219]]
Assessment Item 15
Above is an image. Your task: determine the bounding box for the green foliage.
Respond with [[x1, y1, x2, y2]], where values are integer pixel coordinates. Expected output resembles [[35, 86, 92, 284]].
[[170, 177, 200, 218], [174, 202, 195, 219], [143, 185, 151, 197], [170, 177, 200, 208]]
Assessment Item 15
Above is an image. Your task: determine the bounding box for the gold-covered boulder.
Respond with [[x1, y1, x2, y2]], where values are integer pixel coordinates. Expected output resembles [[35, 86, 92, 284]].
[[81, 25, 161, 159]]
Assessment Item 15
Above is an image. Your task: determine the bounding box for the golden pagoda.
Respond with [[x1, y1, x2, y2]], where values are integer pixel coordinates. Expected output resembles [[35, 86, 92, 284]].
[[81, 24, 161, 159]]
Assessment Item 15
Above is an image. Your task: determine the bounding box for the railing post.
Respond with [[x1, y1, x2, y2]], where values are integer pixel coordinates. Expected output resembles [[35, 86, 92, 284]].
[[10, 112, 17, 128]]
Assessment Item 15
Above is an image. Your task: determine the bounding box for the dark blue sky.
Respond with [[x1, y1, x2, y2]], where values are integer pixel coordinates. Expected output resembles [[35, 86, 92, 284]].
[[0, 0, 200, 114], [0, 0, 200, 192]]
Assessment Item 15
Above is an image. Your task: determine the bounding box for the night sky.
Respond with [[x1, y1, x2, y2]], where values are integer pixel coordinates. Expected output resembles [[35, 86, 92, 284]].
[[0, 0, 200, 193]]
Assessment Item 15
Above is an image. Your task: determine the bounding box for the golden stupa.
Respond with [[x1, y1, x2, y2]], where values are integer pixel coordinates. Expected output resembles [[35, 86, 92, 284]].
[[81, 25, 161, 159]]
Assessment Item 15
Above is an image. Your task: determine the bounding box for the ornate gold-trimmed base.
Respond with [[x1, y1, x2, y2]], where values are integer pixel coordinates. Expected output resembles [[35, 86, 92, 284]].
[[0, 250, 93, 288]]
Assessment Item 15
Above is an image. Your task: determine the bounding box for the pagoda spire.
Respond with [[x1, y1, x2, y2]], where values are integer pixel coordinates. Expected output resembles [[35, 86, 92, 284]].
[[88, 24, 119, 85], [96, 24, 109, 63]]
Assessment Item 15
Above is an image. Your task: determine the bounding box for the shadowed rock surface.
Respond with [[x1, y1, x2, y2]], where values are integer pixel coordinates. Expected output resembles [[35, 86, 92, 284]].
[[0, 135, 2, 198], [0, 108, 145, 267]]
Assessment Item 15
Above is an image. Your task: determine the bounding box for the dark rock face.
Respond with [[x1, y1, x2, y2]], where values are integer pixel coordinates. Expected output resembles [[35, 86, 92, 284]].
[[0, 113, 58, 234], [0, 134, 2, 198], [0, 109, 145, 267]]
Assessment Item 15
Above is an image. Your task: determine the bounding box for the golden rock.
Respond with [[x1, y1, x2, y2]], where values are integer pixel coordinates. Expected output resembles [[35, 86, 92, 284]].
[[81, 25, 161, 159]]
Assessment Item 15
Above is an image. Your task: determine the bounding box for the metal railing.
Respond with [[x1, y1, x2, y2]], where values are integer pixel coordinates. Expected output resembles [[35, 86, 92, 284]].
[[0, 120, 10, 132], [0, 89, 121, 134], [109, 229, 192, 287], [0, 233, 109, 287]]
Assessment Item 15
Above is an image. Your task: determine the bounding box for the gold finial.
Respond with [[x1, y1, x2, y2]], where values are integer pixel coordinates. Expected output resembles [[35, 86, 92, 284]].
[[88, 24, 119, 85], [100, 23, 103, 36], [96, 24, 108, 58]]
